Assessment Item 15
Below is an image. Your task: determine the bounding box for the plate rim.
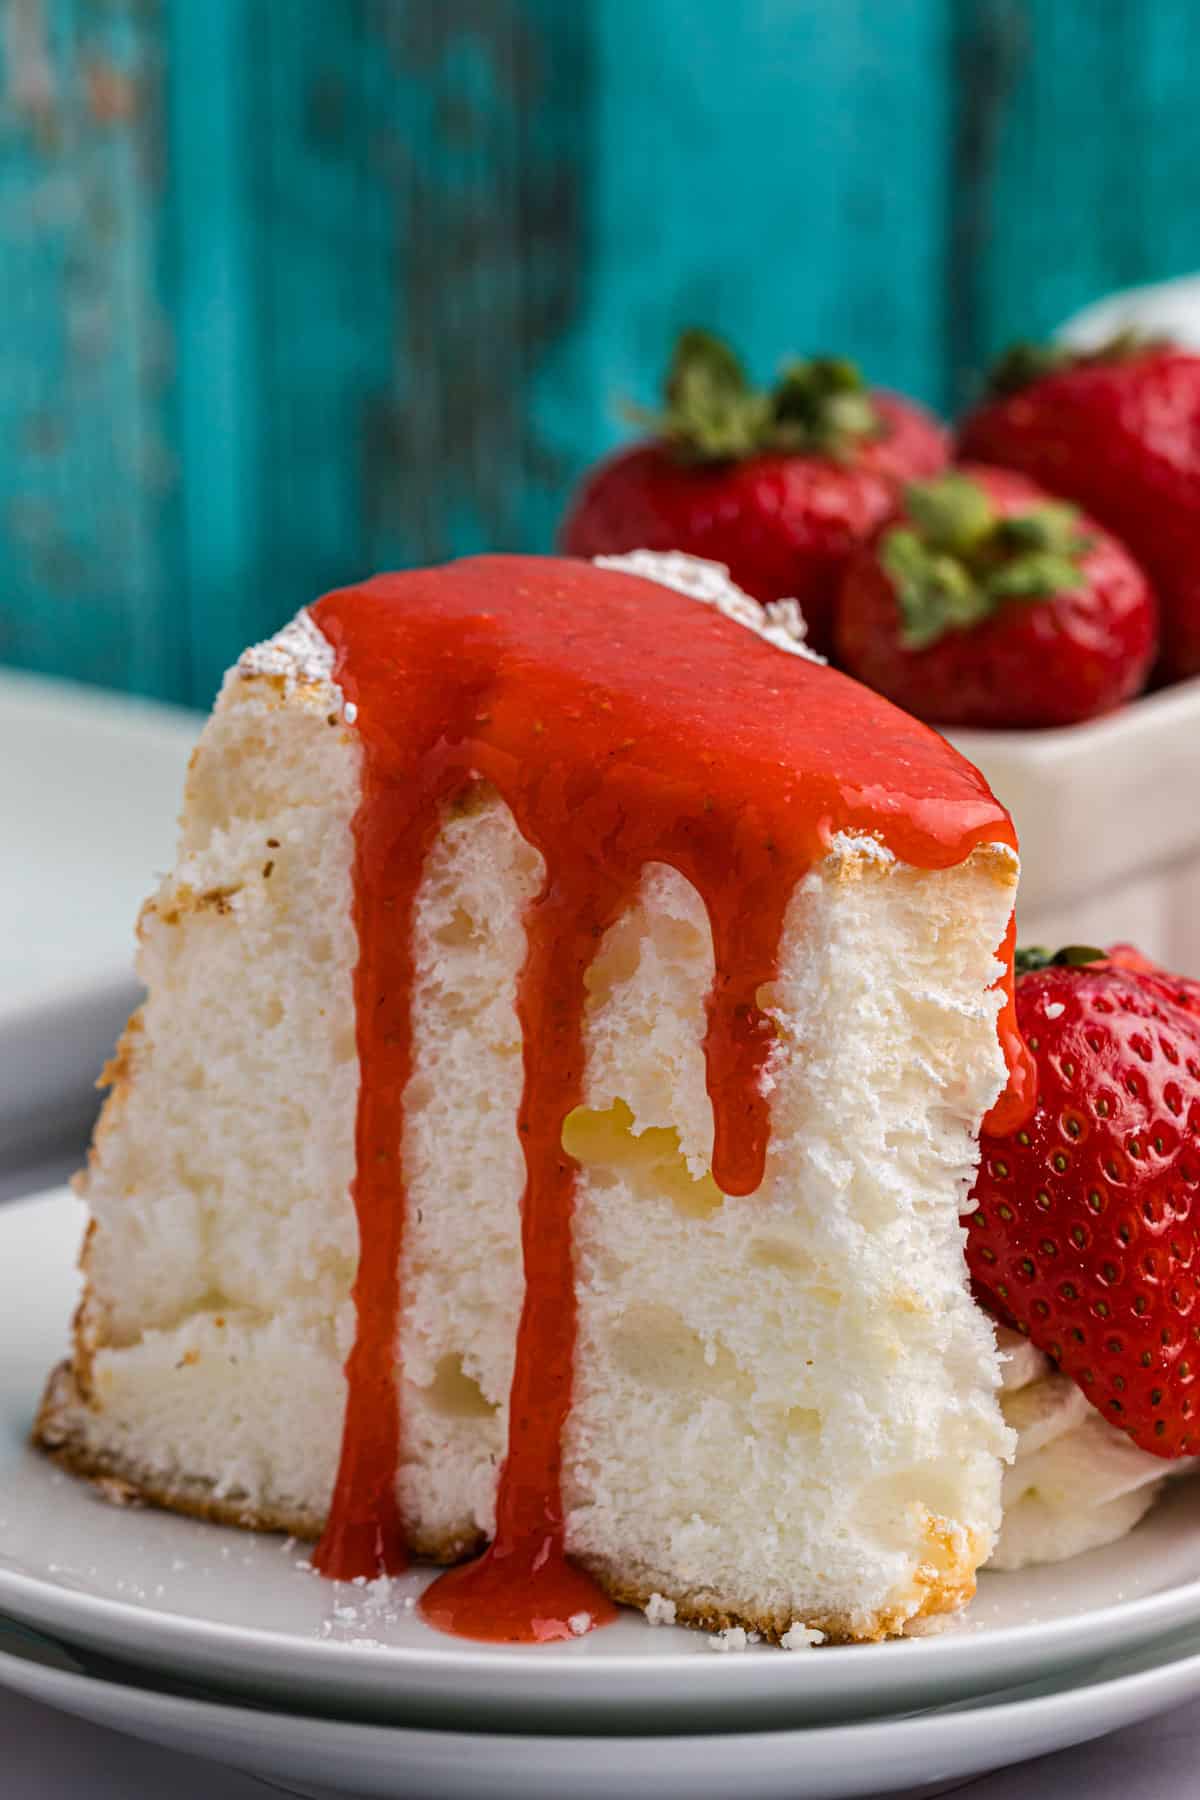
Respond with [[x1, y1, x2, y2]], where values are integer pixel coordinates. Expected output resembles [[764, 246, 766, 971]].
[[2, 1614, 1200, 1784], [5, 1545, 1200, 1685]]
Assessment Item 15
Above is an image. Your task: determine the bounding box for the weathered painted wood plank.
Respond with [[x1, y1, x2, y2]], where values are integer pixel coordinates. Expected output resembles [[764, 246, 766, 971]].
[[952, 0, 1200, 402], [0, 0, 186, 697], [0, 1, 961, 703], [8, 0, 1200, 705], [166, 0, 268, 708], [533, 0, 955, 503], [250, 0, 396, 622], [166, 0, 588, 701], [355, 0, 589, 568]]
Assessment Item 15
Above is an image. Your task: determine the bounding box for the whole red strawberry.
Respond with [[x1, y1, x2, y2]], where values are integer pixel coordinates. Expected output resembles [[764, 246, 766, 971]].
[[960, 340, 1200, 682], [1106, 944, 1200, 1020], [967, 945, 1200, 1458], [559, 329, 947, 657], [834, 465, 1157, 728]]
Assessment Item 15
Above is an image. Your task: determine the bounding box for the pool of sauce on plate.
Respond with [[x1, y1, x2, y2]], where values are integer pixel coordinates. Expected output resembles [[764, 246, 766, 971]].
[[308, 556, 1033, 1641]]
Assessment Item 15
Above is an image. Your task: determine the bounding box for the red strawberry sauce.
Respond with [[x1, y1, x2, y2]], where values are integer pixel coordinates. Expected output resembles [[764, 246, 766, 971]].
[[308, 555, 1033, 1640]]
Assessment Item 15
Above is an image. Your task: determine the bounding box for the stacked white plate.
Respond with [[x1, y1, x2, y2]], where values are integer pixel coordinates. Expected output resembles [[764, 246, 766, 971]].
[[4, 1187, 1200, 1799]]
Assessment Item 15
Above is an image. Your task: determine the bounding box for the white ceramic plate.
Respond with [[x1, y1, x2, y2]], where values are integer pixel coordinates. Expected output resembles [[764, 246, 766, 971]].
[[7, 1190, 1200, 1735], [0, 671, 199, 1156], [4, 1615, 1200, 1800]]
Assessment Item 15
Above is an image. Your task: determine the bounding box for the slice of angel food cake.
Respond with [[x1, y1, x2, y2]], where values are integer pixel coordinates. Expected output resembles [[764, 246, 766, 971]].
[[37, 549, 1041, 1646]]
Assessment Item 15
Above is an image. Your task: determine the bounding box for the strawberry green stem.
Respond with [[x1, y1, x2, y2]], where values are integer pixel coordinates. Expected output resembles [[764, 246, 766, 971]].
[[1014, 945, 1107, 975], [985, 329, 1165, 398], [881, 472, 1092, 651], [634, 328, 883, 464]]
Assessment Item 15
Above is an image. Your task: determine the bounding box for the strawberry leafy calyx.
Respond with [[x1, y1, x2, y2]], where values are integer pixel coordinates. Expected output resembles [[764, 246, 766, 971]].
[[1014, 944, 1108, 976], [985, 328, 1167, 398], [880, 472, 1093, 651], [635, 328, 883, 464]]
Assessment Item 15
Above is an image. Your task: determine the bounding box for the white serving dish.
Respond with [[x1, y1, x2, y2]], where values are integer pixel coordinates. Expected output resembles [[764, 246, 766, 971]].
[[1059, 272, 1200, 352], [947, 276, 1200, 973], [949, 675, 1200, 970]]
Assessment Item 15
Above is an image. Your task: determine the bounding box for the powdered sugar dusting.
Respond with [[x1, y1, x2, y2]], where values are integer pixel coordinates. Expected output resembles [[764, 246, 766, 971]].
[[239, 609, 335, 691], [594, 550, 823, 662], [238, 560, 818, 713], [707, 1625, 760, 1652]]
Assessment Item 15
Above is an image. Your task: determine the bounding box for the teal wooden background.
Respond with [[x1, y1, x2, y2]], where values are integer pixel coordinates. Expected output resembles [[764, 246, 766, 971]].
[[2, 0, 1200, 706]]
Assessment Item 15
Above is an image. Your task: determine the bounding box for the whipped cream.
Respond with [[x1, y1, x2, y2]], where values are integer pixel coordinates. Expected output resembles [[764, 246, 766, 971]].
[[990, 1326, 1188, 1570]]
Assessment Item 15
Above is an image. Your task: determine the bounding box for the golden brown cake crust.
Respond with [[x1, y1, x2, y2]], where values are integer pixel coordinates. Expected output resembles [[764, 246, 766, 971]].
[[33, 1360, 979, 1644], [33, 1360, 484, 1562]]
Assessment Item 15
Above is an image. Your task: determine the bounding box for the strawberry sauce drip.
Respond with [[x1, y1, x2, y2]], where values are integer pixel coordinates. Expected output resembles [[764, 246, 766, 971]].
[[309, 556, 1025, 1639], [418, 874, 623, 1641], [309, 726, 459, 1580], [982, 913, 1038, 1137]]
